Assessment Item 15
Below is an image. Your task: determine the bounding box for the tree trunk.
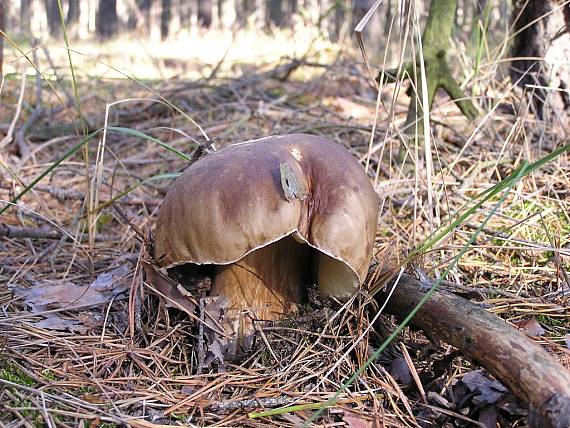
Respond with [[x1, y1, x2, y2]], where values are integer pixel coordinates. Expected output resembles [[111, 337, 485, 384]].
[[510, 0, 570, 125], [45, 0, 62, 39], [66, 0, 80, 26], [0, 0, 4, 76], [351, 0, 371, 34], [135, 0, 152, 32], [20, 0, 31, 33], [236, 0, 255, 24], [268, 0, 283, 28], [375, 270, 570, 428], [96, 0, 118, 39], [329, 0, 348, 42], [217, 0, 224, 26], [403, 0, 478, 139], [473, 0, 488, 24], [383, 0, 392, 36], [197, 0, 213, 28], [65, 0, 81, 37], [283, 0, 297, 27], [179, 0, 192, 28], [161, 0, 171, 39]]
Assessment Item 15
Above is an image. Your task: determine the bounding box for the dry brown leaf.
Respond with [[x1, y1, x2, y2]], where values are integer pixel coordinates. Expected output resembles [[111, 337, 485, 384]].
[[516, 318, 546, 337], [142, 261, 196, 315], [13, 264, 131, 312]]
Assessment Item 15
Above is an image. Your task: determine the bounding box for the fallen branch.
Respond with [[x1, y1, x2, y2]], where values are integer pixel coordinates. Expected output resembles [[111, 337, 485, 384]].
[[376, 271, 570, 428], [0, 223, 112, 242]]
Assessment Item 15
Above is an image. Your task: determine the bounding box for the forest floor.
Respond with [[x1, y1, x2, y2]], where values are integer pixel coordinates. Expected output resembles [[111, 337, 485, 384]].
[[1, 28, 569, 427]]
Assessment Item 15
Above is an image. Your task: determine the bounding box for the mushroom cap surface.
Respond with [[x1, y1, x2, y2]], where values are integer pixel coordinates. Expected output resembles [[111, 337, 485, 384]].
[[154, 134, 378, 287]]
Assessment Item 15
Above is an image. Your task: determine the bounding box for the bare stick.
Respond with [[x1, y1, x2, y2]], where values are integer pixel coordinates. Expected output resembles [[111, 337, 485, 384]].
[[376, 271, 570, 428], [0, 223, 111, 242], [0, 73, 26, 150]]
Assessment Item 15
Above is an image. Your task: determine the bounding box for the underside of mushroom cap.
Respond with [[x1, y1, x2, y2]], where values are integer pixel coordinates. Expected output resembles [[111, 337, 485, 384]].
[[154, 134, 379, 291]]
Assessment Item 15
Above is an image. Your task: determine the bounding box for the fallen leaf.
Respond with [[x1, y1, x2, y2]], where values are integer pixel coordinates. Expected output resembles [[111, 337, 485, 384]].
[[342, 410, 372, 428], [388, 356, 412, 386], [478, 405, 498, 428], [181, 385, 197, 395], [77, 312, 104, 329], [427, 391, 453, 409], [204, 339, 225, 366], [88, 418, 101, 428], [323, 97, 373, 120], [280, 414, 305, 425], [32, 315, 89, 334], [497, 395, 527, 416], [516, 318, 545, 337], [82, 393, 106, 404], [461, 370, 507, 405], [142, 261, 196, 315], [14, 264, 131, 312]]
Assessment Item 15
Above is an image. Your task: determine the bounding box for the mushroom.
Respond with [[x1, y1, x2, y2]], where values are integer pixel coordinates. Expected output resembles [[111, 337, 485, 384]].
[[154, 134, 378, 345]]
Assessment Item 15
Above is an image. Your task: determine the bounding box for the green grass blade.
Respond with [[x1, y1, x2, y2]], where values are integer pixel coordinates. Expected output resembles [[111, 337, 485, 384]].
[[107, 127, 193, 162], [0, 130, 102, 216], [0, 126, 190, 216], [90, 173, 180, 213]]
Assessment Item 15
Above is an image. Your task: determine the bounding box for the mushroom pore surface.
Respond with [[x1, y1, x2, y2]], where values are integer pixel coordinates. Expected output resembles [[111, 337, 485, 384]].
[[154, 134, 379, 328]]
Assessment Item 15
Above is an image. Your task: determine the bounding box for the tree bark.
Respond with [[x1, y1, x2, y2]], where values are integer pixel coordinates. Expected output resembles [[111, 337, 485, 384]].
[[510, 0, 570, 125], [96, 0, 118, 38], [198, 0, 213, 28], [375, 271, 570, 428]]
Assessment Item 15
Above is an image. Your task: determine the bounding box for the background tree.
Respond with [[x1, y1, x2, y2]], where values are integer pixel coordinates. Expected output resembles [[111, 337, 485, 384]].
[[397, 0, 478, 138], [128, 0, 152, 32], [179, 0, 192, 28], [236, 0, 255, 25], [510, 0, 570, 124], [218, 0, 224, 27], [96, 0, 119, 39], [268, 0, 284, 28], [45, 0, 62, 39], [330, 1, 346, 42], [65, 0, 81, 37], [351, 0, 372, 34], [283, 0, 298, 27], [161, 0, 171, 39], [0, 0, 4, 76], [198, 0, 213, 28], [383, 0, 392, 36], [20, 0, 31, 34]]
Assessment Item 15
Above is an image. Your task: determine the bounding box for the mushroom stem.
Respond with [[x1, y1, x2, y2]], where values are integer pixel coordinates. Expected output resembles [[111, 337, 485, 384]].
[[211, 236, 312, 333]]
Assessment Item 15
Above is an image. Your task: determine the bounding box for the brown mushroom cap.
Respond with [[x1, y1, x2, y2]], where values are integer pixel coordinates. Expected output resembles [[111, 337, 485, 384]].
[[154, 134, 378, 296]]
